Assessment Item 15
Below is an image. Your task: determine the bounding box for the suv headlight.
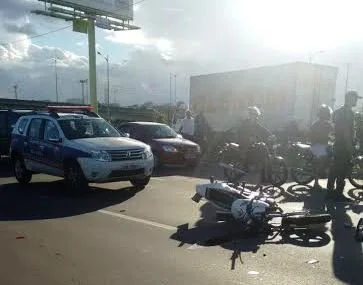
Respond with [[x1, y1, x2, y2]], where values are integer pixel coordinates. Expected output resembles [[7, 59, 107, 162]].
[[91, 150, 112, 162], [162, 145, 178, 152], [143, 146, 153, 159]]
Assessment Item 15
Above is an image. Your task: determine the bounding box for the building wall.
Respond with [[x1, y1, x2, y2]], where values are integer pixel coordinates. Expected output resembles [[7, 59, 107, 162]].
[[190, 62, 338, 131]]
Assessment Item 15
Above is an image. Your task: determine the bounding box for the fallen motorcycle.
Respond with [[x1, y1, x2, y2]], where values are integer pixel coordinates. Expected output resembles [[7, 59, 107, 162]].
[[192, 178, 331, 239]]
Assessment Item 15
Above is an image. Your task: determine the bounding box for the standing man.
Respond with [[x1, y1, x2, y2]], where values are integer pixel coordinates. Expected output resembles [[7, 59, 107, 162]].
[[179, 110, 195, 141], [327, 90, 361, 200]]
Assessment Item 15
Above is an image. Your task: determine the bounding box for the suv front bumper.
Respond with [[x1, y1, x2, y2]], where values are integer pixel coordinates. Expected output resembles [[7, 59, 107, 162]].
[[77, 157, 154, 183]]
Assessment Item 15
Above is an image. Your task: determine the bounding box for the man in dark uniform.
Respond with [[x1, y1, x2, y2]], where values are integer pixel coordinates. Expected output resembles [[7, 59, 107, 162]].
[[236, 106, 272, 178], [327, 90, 361, 200]]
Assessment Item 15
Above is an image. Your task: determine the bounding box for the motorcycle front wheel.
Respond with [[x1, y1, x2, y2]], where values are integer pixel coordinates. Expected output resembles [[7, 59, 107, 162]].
[[290, 158, 314, 185], [349, 158, 363, 189], [268, 158, 288, 187]]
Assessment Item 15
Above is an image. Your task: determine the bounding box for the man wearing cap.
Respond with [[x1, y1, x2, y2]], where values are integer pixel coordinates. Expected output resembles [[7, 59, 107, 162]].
[[327, 90, 361, 200]]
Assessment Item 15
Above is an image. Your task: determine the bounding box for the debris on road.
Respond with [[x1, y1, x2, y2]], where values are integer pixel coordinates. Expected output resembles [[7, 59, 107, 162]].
[[248, 271, 260, 275], [15, 236, 25, 240], [306, 259, 319, 264]]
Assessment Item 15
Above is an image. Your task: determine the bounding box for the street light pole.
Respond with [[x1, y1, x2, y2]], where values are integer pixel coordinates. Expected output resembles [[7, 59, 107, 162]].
[[345, 63, 350, 93], [13, 84, 18, 100], [80, 79, 88, 104], [97, 51, 110, 120], [169, 73, 172, 124], [54, 57, 59, 102]]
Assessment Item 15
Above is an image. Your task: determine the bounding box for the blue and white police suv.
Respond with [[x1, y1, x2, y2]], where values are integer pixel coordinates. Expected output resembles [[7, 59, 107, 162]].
[[10, 106, 154, 192]]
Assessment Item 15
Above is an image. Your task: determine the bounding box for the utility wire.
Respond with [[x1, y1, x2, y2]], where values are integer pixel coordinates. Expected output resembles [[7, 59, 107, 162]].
[[0, 25, 72, 46]]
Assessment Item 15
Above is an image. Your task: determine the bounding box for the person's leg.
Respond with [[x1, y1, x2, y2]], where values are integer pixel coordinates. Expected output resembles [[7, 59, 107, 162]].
[[335, 151, 351, 194], [327, 154, 337, 191]]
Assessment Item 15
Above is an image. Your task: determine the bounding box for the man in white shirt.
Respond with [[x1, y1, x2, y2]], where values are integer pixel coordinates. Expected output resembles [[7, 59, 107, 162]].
[[179, 110, 195, 141]]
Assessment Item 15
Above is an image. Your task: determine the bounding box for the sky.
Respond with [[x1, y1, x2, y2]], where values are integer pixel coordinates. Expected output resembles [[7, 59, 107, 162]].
[[1, 0, 363, 107]]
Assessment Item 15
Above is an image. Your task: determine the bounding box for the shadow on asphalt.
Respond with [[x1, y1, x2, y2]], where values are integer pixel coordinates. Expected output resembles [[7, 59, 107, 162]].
[[0, 180, 140, 221], [325, 201, 363, 285], [170, 202, 331, 270], [285, 185, 363, 284], [152, 161, 224, 180], [0, 157, 13, 178]]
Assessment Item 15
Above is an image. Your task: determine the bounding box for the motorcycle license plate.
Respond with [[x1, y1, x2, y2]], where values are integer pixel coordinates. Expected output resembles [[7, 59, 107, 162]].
[[191, 193, 202, 203]]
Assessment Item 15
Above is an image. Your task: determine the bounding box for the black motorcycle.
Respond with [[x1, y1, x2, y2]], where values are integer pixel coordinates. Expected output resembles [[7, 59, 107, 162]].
[[290, 142, 363, 189], [218, 139, 288, 187]]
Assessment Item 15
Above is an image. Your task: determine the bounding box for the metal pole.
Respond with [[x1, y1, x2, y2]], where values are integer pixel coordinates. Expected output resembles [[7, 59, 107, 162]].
[[169, 73, 172, 124], [55, 58, 59, 102], [107, 56, 110, 120], [345, 63, 350, 93], [80, 80, 85, 104], [13, 84, 18, 100], [174, 74, 177, 106], [88, 17, 98, 112]]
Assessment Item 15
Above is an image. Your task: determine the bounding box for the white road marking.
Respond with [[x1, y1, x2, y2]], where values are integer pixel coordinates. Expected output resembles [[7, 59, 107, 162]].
[[98, 210, 177, 231]]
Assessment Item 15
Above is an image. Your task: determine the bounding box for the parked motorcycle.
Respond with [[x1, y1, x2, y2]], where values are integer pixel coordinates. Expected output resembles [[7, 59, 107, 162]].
[[290, 142, 363, 189], [218, 138, 288, 187], [191, 178, 332, 238]]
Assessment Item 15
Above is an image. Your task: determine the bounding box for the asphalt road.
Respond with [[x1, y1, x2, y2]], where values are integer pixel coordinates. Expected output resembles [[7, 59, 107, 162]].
[[0, 159, 363, 285]]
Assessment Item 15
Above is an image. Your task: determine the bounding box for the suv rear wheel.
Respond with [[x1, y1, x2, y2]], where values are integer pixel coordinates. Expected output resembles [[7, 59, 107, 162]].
[[13, 156, 32, 184], [64, 162, 88, 192], [130, 176, 151, 188]]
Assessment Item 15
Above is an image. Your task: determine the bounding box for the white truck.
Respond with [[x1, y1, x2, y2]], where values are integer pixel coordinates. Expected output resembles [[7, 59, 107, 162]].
[[190, 62, 338, 132]]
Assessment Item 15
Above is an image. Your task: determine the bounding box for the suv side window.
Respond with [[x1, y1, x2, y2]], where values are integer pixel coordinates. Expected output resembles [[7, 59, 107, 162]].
[[44, 120, 60, 141], [28, 119, 43, 139], [18, 118, 29, 134]]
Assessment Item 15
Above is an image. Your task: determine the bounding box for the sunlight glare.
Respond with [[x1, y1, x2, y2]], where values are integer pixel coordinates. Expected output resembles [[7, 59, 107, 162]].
[[236, 0, 363, 52]]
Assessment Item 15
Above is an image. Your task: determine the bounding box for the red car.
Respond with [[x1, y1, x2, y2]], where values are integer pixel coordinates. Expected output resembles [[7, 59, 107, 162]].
[[118, 122, 201, 167]]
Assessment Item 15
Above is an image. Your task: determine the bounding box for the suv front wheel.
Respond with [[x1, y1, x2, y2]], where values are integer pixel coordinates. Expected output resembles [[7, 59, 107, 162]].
[[13, 156, 32, 184], [130, 176, 151, 188], [64, 162, 89, 192]]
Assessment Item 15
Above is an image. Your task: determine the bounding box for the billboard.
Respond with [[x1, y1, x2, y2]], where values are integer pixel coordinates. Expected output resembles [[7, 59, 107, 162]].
[[49, 0, 133, 20]]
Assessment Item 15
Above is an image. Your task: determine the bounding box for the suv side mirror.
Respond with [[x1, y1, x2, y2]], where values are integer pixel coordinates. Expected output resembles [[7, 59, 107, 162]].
[[123, 132, 130, 138]]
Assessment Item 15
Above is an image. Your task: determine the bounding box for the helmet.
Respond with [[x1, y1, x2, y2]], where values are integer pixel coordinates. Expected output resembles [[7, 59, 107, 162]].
[[247, 106, 261, 119], [317, 104, 332, 121]]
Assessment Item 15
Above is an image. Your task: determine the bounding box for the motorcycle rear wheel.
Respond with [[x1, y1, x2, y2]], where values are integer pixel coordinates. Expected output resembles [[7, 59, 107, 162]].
[[348, 159, 363, 189]]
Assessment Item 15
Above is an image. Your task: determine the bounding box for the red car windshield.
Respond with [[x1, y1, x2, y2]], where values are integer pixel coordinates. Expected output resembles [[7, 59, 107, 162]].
[[142, 125, 177, 139]]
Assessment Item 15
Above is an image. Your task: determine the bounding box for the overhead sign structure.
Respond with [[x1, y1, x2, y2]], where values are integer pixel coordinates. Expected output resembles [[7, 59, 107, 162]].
[[43, 0, 133, 21], [32, 0, 139, 113]]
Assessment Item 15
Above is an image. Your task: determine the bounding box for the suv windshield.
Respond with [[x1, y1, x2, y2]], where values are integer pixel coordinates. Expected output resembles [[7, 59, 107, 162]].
[[59, 118, 120, 139], [143, 124, 178, 139]]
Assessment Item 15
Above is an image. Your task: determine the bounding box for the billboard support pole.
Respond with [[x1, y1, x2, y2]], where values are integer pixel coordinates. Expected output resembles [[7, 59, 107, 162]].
[[88, 17, 98, 112]]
